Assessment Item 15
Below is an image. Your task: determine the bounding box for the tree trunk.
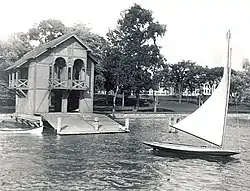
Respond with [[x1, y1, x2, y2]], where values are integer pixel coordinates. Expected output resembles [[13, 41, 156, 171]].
[[105, 91, 109, 105], [122, 91, 125, 107], [198, 94, 201, 107], [239, 92, 242, 104], [153, 90, 157, 112], [178, 84, 182, 103], [112, 85, 119, 113], [135, 90, 140, 111]]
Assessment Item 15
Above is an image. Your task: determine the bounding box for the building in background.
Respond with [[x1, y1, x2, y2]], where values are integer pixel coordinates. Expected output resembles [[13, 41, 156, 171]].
[[141, 82, 217, 97]]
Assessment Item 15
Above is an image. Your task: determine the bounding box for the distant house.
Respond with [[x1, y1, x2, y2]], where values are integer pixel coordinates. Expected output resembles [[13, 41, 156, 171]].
[[5, 33, 98, 114], [141, 82, 217, 97]]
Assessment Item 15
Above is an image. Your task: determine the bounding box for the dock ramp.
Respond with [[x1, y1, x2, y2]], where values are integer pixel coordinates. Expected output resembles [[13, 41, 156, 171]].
[[41, 113, 128, 135]]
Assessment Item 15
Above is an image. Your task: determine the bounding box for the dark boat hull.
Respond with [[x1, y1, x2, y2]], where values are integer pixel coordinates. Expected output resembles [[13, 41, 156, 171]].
[[143, 141, 239, 157]]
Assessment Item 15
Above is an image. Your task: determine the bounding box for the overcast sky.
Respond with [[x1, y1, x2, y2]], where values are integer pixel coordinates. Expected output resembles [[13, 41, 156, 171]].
[[0, 0, 249, 70]]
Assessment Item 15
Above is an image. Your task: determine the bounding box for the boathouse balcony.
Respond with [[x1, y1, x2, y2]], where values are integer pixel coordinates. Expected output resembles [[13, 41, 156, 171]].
[[49, 79, 88, 90], [9, 79, 28, 89], [8, 68, 28, 90], [49, 58, 89, 90]]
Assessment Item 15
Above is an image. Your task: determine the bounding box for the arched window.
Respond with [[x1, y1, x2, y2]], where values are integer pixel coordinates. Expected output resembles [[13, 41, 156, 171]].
[[73, 59, 84, 80], [54, 57, 66, 80]]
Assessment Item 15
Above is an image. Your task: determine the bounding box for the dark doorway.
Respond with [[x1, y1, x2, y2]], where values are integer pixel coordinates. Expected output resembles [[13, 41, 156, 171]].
[[49, 90, 63, 112], [54, 57, 67, 81], [73, 59, 84, 80], [67, 90, 81, 112]]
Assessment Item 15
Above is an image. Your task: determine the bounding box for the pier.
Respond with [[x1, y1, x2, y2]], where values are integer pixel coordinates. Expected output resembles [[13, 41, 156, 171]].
[[41, 113, 128, 135]]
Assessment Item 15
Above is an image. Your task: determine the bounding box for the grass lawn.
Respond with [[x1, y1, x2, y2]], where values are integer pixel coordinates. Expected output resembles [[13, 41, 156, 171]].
[[0, 94, 249, 114], [94, 94, 250, 114]]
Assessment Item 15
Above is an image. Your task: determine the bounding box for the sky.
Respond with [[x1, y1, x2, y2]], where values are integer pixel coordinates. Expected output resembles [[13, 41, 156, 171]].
[[0, 0, 249, 70]]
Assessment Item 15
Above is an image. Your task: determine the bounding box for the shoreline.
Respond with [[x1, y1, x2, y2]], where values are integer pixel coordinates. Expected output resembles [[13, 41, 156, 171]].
[[111, 112, 250, 119], [1, 112, 250, 121], [0, 112, 250, 119]]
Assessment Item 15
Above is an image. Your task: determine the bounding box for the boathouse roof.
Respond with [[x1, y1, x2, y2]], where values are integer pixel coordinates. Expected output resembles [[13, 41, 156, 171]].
[[5, 33, 98, 71]]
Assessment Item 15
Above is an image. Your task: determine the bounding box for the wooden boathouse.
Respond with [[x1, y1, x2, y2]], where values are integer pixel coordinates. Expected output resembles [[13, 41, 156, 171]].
[[5, 34, 128, 134]]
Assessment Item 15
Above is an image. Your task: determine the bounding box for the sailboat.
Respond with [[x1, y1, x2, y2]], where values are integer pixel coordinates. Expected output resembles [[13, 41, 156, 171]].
[[143, 30, 240, 158]]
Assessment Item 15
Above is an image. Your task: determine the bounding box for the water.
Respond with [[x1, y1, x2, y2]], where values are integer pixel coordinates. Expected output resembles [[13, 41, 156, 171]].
[[0, 118, 250, 191]]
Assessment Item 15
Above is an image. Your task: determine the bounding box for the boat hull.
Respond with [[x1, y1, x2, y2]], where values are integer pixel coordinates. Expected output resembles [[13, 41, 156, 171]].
[[143, 141, 239, 157], [0, 127, 43, 135], [26, 127, 43, 134]]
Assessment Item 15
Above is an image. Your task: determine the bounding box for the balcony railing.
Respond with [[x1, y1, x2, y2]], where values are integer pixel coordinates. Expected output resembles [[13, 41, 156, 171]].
[[9, 78, 88, 90], [49, 79, 88, 90], [50, 79, 68, 89], [9, 79, 28, 89], [72, 80, 85, 89]]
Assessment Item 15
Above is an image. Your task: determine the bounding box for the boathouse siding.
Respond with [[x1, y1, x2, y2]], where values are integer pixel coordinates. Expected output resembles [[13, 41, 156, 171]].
[[6, 34, 97, 115]]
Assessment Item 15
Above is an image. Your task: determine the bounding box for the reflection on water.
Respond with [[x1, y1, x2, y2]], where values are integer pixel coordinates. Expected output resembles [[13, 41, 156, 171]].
[[0, 118, 249, 190]]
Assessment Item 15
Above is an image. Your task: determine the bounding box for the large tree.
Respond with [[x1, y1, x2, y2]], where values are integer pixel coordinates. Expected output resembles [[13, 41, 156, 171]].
[[165, 60, 196, 103], [28, 19, 66, 44], [205, 67, 224, 88], [240, 58, 250, 103], [230, 71, 247, 104], [104, 4, 166, 111]]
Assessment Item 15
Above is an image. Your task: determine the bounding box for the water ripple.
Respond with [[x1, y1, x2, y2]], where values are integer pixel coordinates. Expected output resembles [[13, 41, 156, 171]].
[[0, 118, 249, 190]]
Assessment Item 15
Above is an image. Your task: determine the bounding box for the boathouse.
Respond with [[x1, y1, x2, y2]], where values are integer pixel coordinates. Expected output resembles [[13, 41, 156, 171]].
[[4, 33, 129, 135], [5, 33, 96, 114]]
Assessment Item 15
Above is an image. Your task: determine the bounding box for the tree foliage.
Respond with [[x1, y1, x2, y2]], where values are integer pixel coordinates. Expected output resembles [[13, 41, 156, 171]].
[[240, 58, 250, 103], [161, 60, 246, 104], [103, 4, 166, 110], [205, 67, 223, 87], [230, 71, 246, 103], [28, 19, 66, 44], [164, 60, 196, 103]]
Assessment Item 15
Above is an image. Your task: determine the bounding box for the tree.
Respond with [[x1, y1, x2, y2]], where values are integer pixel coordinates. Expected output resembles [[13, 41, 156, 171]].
[[165, 60, 196, 103], [0, 32, 32, 101], [148, 47, 166, 112], [205, 67, 223, 88], [242, 58, 250, 73], [230, 71, 247, 105], [0, 32, 33, 81], [240, 58, 250, 103], [103, 41, 124, 111], [104, 4, 166, 111], [28, 19, 66, 44], [186, 65, 208, 105]]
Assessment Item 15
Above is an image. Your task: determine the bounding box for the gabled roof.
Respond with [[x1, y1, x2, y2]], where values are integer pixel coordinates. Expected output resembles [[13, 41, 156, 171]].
[[5, 33, 94, 71], [88, 53, 99, 64]]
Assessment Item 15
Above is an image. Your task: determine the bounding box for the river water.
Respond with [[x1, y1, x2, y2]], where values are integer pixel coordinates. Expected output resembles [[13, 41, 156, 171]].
[[0, 117, 249, 191]]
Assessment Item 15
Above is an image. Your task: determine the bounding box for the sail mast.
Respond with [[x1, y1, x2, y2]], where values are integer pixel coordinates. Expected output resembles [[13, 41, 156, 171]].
[[171, 30, 233, 147], [221, 30, 232, 148]]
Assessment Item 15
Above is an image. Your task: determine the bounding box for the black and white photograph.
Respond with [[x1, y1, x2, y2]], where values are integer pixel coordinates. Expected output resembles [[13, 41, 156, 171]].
[[0, 0, 249, 190]]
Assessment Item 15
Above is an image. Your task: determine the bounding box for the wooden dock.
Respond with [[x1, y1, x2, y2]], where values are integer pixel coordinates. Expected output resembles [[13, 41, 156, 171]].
[[41, 113, 129, 135]]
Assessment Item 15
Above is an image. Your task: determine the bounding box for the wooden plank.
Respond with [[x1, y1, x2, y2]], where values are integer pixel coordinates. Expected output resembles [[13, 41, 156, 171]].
[[41, 113, 128, 135]]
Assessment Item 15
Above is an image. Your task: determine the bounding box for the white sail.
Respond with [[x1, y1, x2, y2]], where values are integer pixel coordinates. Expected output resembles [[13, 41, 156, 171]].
[[173, 61, 231, 146]]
